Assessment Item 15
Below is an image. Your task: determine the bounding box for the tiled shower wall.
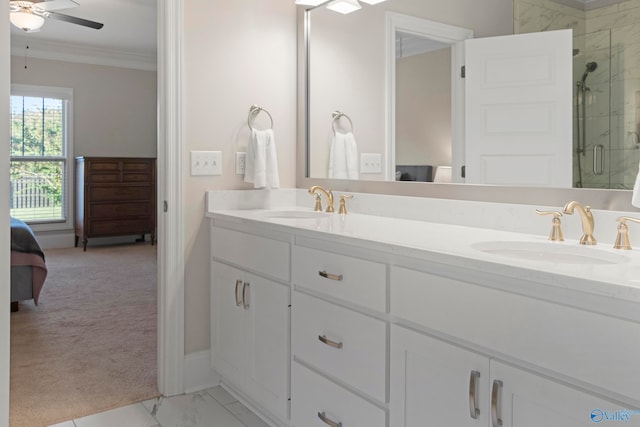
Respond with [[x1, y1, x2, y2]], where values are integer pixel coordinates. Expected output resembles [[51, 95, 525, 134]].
[[514, 0, 640, 189]]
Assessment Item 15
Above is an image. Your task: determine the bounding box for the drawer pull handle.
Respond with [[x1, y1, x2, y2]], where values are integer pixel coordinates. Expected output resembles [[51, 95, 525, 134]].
[[491, 380, 503, 427], [469, 370, 480, 419], [242, 282, 250, 310], [319, 270, 343, 281], [318, 335, 343, 349], [235, 280, 243, 307], [318, 411, 342, 427]]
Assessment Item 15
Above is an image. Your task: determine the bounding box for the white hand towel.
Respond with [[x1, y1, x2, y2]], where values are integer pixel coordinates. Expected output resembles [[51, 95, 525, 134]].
[[328, 131, 359, 180], [633, 161, 640, 207], [244, 129, 280, 189]]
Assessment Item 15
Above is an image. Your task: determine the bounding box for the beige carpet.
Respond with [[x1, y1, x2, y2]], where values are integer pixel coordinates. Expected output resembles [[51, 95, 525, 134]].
[[10, 243, 159, 427]]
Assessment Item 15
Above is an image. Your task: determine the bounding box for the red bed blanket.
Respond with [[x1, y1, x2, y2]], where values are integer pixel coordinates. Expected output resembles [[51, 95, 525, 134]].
[[11, 251, 48, 305]]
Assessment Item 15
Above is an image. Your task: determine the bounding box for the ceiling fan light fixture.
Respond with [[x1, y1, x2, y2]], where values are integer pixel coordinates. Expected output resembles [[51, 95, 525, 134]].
[[10, 11, 45, 32], [326, 0, 362, 14]]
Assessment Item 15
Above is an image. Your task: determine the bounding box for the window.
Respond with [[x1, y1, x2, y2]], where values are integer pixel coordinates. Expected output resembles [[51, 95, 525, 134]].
[[10, 85, 73, 228]]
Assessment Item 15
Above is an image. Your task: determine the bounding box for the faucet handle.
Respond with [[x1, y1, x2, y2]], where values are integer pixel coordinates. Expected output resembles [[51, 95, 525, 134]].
[[536, 209, 564, 241], [614, 216, 640, 250], [313, 194, 323, 212], [338, 194, 353, 215]]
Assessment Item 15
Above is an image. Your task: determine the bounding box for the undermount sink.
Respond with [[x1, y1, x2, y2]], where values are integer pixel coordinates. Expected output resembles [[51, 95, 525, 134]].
[[471, 240, 630, 265], [260, 210, 330, 219]]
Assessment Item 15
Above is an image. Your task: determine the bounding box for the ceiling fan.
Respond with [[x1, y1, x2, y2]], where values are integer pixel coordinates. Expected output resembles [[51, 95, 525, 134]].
[[9, 0, 104, 33]]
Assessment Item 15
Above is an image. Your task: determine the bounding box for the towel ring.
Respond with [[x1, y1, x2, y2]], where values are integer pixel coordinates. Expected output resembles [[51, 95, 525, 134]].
[[331, 111, 354, 133], [248, 105, 274, 131]]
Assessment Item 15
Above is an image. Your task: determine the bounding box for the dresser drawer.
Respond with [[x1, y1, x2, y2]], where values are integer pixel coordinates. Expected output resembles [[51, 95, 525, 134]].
[[88, 160, 120, 172], [293, 246, 386, 311], [123, 173, 152, 183], [88, 173, 121, 183], [89, 202, 152, 219], [123, 161, 153, 172], [292, 291, 386, 402], [89, 185, 152, 202], [391, 265, 640, 402], [291, 362, 385, 427], [88, 218, 153, 236], [212, 227, 290, 282]]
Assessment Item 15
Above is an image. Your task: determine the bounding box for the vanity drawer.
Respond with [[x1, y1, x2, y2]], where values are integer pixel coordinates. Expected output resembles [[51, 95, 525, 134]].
[[390, 265, 640, 401], [291, 361, 386, 427], [293, 245, 386, 311], [212, 227, 290, 282], [292, 291, 386, 402]]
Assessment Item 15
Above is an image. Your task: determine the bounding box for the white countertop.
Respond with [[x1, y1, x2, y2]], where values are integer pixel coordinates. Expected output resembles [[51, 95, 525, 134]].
[[205, 189, 640, 316], [208, 206, 640, 306]]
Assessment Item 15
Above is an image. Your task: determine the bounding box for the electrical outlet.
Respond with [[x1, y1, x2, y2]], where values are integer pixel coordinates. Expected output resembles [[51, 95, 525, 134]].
[[191, 151, 222, 176], [360, 153, 382, 174], [236, 152, 246, 175]]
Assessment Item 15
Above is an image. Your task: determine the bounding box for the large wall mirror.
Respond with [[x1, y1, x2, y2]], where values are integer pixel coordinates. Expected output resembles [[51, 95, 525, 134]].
[[303, 0, 640, 196]]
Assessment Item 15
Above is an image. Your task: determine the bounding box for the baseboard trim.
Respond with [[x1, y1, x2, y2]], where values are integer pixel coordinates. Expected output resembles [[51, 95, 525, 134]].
[[183, 350, 220, 394]]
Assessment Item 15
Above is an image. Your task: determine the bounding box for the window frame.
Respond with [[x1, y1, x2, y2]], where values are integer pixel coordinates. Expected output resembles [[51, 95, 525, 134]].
[[10, 84, 74, 232]]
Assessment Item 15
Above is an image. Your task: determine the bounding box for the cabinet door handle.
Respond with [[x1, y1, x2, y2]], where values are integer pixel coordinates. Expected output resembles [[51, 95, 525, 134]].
[[318, 411, 342, 427], [319, 270, 343, 281], [242, 282, 250, 310], [234, 280, 243, 307], [318, 334, 343, 349], [469, 370, 480, 420], [491, 380, 503, 427]]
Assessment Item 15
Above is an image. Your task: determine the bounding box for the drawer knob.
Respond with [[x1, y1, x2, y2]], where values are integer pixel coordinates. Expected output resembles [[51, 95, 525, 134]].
[[319, 270, 343, 281], [318, 335, 343, 349], [318, 411, 342, 427]]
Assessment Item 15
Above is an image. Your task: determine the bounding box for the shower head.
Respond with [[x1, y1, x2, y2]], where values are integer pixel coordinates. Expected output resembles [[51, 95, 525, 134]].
[[580, 61, 598, 85], [585, 61, 598, 73]]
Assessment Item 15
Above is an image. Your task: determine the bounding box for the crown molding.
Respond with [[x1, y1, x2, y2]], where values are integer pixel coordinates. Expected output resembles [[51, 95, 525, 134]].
[[11, 35, 157, 71]]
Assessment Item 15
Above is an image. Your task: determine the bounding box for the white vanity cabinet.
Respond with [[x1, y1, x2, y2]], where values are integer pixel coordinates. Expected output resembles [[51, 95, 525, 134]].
[[290, 240, 388, 427], [211, 225, 291, 424], [390, 265, 635, 427], [391, 325, 619, 427]]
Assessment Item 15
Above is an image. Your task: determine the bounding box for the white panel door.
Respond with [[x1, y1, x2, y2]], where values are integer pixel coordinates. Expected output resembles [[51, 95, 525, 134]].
[[464, 29, 572, 187], [490, 361, 632, 427], [211, 262, 248, 390], [390, 325, 490, 427], [245, 272, 290, 422]]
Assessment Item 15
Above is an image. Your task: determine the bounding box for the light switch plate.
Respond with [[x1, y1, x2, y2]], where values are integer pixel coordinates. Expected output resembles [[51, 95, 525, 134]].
[[360, 153, 382, 174], [236, 152, 246, 175], [191, 151, 222, 176]]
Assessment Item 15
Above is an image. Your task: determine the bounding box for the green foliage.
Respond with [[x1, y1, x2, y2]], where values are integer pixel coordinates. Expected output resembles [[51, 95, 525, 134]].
[[10, 96, 65, 220]]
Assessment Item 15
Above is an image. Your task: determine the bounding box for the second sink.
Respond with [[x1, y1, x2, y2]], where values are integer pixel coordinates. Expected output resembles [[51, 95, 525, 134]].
[[471, 240, 630, 265]]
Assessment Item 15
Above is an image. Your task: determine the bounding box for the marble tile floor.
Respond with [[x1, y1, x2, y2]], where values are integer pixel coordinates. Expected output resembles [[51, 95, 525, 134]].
[[47, 386, 271, 427]]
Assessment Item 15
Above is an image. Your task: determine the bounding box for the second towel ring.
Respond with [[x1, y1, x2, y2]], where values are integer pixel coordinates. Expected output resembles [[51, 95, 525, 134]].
[[332, 111, 354, 133], [248, 105, 274, 131]]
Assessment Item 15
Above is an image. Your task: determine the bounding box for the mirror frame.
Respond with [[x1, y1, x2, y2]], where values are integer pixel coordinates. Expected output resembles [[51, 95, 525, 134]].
[[296, 8, 635, 212]]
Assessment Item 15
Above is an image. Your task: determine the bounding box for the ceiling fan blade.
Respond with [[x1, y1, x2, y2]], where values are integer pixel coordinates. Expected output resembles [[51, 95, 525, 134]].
[[44, 11, 104, 29], [33, 0, 79, 11]]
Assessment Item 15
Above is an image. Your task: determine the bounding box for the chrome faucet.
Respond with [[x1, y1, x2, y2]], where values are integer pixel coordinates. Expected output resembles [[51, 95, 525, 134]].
[[562, 201, 596, 245], [308, 186, 335, 213]]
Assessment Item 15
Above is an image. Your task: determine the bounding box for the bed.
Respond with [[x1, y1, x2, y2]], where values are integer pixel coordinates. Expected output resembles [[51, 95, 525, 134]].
[[10, 217, 47, 312]]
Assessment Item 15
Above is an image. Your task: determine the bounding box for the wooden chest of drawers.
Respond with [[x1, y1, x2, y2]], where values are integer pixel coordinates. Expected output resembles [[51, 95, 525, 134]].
[[75, 156, 156, 251]]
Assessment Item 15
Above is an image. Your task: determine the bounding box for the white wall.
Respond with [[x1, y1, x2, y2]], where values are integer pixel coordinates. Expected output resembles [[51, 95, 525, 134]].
[[308, 0, 514, 179], [183, 0, 297, 354], [396, 48, 452, 168], [11, 57, 157, 158]]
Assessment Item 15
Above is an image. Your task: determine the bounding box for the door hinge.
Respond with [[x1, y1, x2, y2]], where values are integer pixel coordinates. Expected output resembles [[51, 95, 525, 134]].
[[163, 200, 168, 212], [461, 166, 466, 178], [461, 65, 466, 78]]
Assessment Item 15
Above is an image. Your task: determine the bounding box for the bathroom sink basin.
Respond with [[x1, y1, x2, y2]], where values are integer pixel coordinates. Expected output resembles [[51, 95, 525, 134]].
[[260, 210, 330, 219], [471, 240, 630, 265]]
